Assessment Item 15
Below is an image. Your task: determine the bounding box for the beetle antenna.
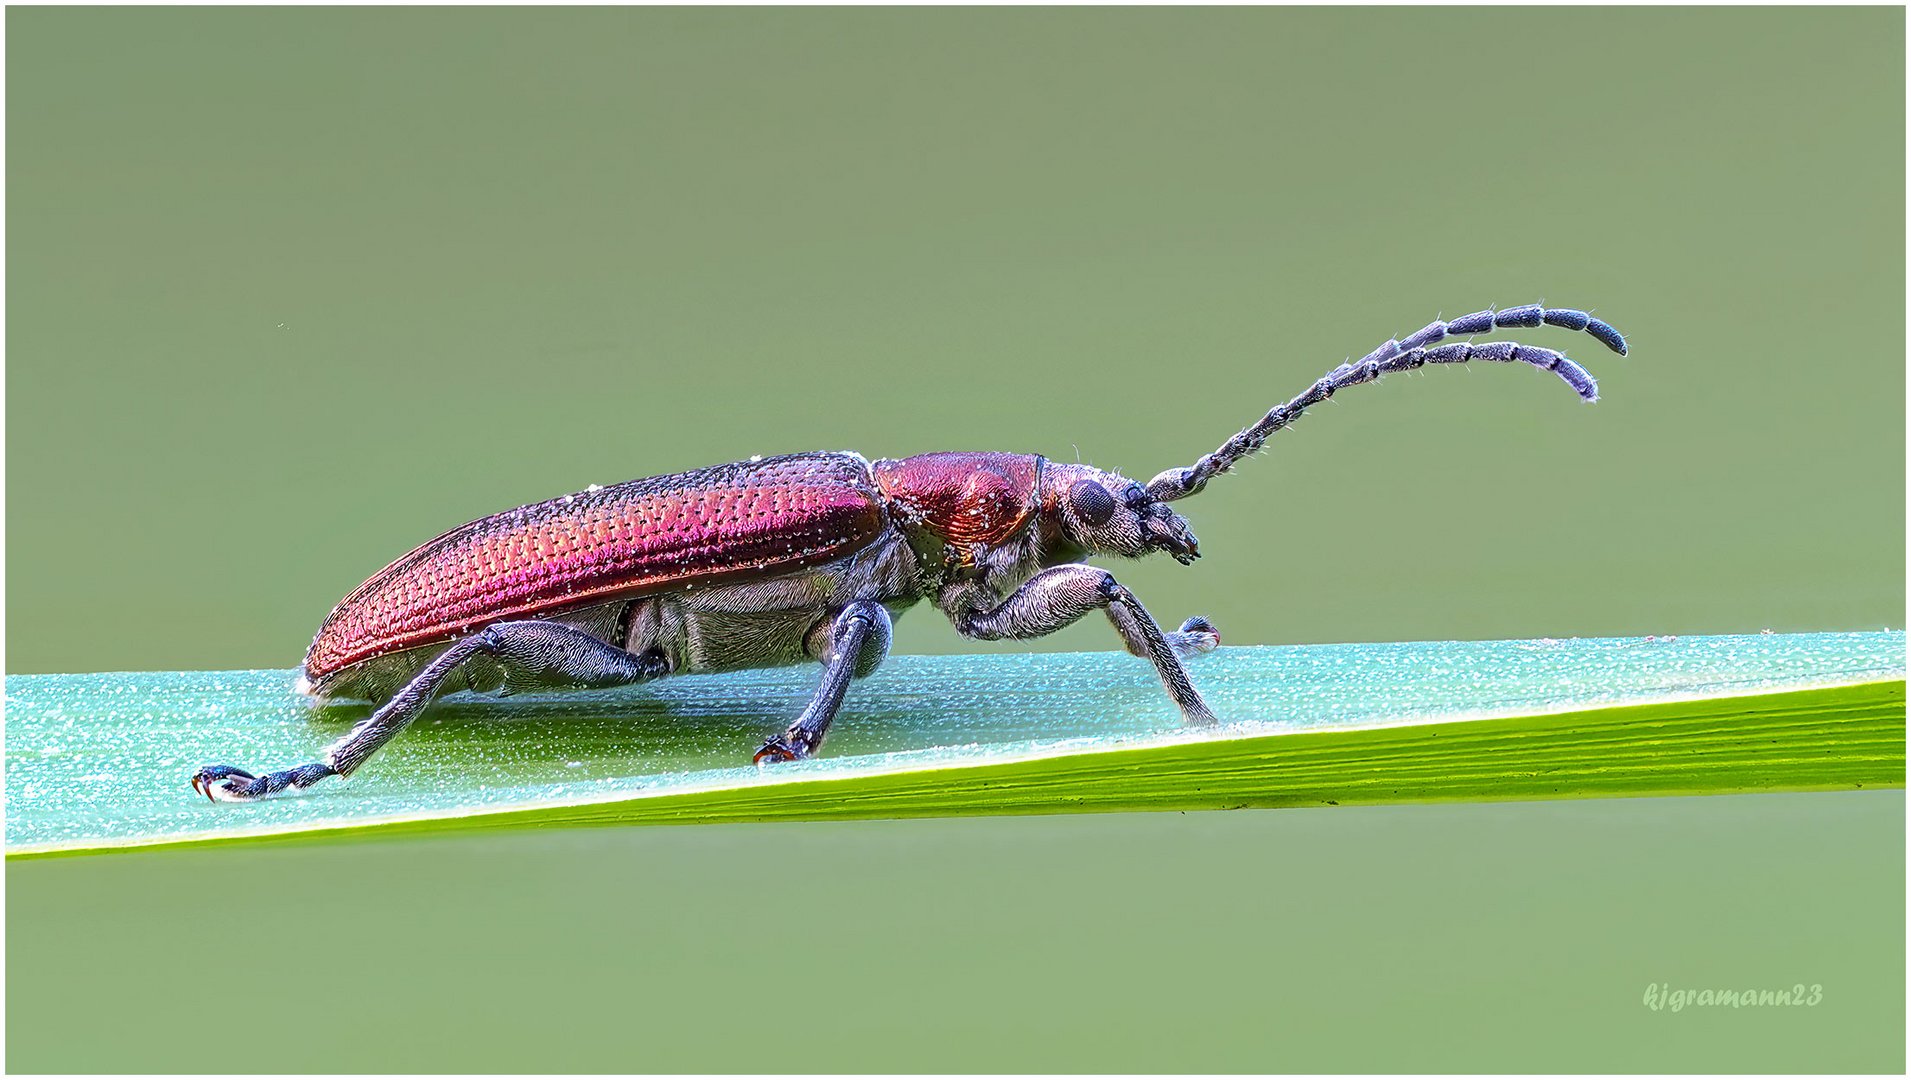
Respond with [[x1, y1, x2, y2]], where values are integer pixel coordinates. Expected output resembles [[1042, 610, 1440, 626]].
[[1145, 304, 1629, 502]]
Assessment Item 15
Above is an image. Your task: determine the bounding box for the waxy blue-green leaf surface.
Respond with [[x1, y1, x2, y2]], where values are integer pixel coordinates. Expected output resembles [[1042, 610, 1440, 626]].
[[4, 632, 1903, 856]]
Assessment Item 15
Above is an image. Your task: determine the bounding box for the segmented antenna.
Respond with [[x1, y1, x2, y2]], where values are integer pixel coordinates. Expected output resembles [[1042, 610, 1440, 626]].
[[1146, 304, 1629, 502]]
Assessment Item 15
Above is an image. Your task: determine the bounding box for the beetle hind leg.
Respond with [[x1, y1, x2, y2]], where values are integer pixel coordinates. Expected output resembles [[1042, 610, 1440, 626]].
[[189, 620, 670, 802]]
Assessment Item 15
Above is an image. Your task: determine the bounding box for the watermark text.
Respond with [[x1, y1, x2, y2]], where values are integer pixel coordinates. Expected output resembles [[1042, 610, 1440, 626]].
[[1642, 982, 1823, 1012]]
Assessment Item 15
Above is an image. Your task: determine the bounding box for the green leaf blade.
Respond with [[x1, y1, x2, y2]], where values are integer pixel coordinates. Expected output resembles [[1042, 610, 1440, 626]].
[[6, 632, 1903, 856]]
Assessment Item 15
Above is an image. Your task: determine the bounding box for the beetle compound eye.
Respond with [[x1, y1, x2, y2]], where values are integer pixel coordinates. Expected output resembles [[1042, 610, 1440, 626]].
[[1067, 480, 1117, 527]]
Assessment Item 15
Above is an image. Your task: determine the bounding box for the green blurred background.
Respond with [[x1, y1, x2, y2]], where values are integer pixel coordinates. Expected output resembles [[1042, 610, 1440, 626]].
[[6, 6, 1902, 675], [7, 8, 1904, 1074]]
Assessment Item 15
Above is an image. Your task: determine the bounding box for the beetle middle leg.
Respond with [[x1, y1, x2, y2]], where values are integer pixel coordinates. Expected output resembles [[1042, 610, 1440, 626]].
[[190, 620, 669, 801], [753, 600, 893, 765], [951, 564, 1220, 726]]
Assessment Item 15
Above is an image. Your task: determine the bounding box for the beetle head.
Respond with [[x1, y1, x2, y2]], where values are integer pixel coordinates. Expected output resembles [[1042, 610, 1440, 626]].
[[1041, 463, 1200, 565]]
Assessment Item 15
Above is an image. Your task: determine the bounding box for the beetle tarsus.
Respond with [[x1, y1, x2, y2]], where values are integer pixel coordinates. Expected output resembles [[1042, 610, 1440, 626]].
[[189, 762, 333, 801], [1170, 615, 1222, 657]]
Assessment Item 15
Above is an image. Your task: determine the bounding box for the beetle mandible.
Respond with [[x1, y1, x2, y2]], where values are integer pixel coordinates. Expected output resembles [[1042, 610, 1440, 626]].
[[192, 303, 1628, 800]]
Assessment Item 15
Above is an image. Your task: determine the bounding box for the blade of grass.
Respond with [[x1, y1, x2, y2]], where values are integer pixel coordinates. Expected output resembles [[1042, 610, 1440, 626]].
[[6, 632, 1903, 856]]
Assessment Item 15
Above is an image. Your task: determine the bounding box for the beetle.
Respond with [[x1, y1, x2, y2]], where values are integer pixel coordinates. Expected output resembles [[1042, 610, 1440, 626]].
[[192, 303, 1627, 800]]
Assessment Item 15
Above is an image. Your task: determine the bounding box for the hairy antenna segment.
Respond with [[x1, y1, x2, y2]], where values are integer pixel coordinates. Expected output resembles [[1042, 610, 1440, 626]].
[[1145, 304, 1628, 502], [1400, 304, 1628, 357]]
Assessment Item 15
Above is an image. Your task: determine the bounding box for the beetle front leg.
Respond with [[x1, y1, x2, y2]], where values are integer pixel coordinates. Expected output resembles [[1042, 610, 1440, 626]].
[[754, 600, 893, 765], [190, 620, 668, 801], [952, 565, 1219, 726]]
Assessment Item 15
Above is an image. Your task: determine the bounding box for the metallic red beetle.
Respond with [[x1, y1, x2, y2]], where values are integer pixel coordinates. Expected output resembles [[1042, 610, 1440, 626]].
[[193, 303, 1627, 800]]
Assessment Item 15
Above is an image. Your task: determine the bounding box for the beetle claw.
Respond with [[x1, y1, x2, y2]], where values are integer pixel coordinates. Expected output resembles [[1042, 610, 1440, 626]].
[[190, 765, 257, 802], [752, 735, 807, 766]]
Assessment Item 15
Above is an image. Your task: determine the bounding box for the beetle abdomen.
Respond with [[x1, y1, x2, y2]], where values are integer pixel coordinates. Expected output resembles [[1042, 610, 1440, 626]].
[[304, 452, 885, 681]]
